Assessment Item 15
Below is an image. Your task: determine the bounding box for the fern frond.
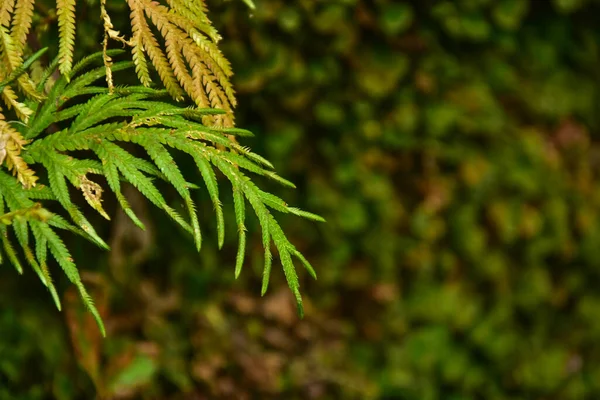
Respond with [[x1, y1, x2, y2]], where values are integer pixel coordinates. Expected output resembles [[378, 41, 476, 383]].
[[0, 22, 21, 72], [2, 46, 321, 331], [0, 47, 48, 93], [1, 86, 32, 121], [0, 172, 61, 311], [0, 201, 61, 308], [0, 0, 16, 27], [0, 117, 38, 187], [32, 219, 105, 335], [0, 161, 105, 329], [10, 0, 35, 60], [233, 185, 246, 278], [128, 1, 184, 100], [56, 0, 76, 76], [194, 154, 224, 248], [46, 59, 319, 313], [2, 0, 238, 127], [128, 6, 152, 88], [0, 8, 44, 102], [125, 0, 236, 125], [1, 225, 24, 274]]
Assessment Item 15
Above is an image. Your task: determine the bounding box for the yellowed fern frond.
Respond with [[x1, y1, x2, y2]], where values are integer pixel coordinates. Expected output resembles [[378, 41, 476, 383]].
[[128, 0, 184, 100], [159, 10, 234, 91], [1, 0, 239, 126], [0, 83, 33, 122], [125, 0, 236, 126], [167, 0, 220, 42], [129, 3, 152, 87], [56, 0, 76, 76], [165, 35, 196, 100], [191, 57, 210, 109], [0, 25, 33, 116], [10, 0, 34, 57], [8, 0, 42, 100], [0, 2, 44, 102], [0, 115, 38, 188], [0, 23, 21, 70], [0, 0, 16, 27]]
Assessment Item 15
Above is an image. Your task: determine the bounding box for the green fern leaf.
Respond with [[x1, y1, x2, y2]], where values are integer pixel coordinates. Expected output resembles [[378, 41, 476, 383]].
[[2, 51, 323, 333]]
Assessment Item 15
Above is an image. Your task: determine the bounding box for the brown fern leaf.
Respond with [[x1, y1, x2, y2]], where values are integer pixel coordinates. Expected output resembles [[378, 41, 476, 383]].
[[79, 175, 110, 220]]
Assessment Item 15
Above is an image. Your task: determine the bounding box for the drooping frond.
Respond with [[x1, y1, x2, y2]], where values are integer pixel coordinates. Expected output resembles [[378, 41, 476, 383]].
[[0, 171, 104, 334], [0, 0, 318, 334], [1, 53, 322, 332]]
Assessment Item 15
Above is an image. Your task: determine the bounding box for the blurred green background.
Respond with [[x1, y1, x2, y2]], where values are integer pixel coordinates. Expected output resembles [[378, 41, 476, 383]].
[[3, 0, 600, 398]]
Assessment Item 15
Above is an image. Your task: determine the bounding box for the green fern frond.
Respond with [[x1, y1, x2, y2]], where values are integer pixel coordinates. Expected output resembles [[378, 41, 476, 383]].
[[4, 58, 321, 328], [233, 185, 246, 278], [1, 0, 321, 333]]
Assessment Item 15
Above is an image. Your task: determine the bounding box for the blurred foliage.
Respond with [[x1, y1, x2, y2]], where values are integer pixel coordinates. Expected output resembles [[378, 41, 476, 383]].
[[3, 0, 600, 398]]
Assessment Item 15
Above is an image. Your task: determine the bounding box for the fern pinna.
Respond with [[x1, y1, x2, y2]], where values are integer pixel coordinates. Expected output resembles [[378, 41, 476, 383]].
[[0, 1, 321, 336]]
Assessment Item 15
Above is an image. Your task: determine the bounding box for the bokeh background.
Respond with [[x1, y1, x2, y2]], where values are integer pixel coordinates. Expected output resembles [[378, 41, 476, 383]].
[[3, 0, 600, 398]]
